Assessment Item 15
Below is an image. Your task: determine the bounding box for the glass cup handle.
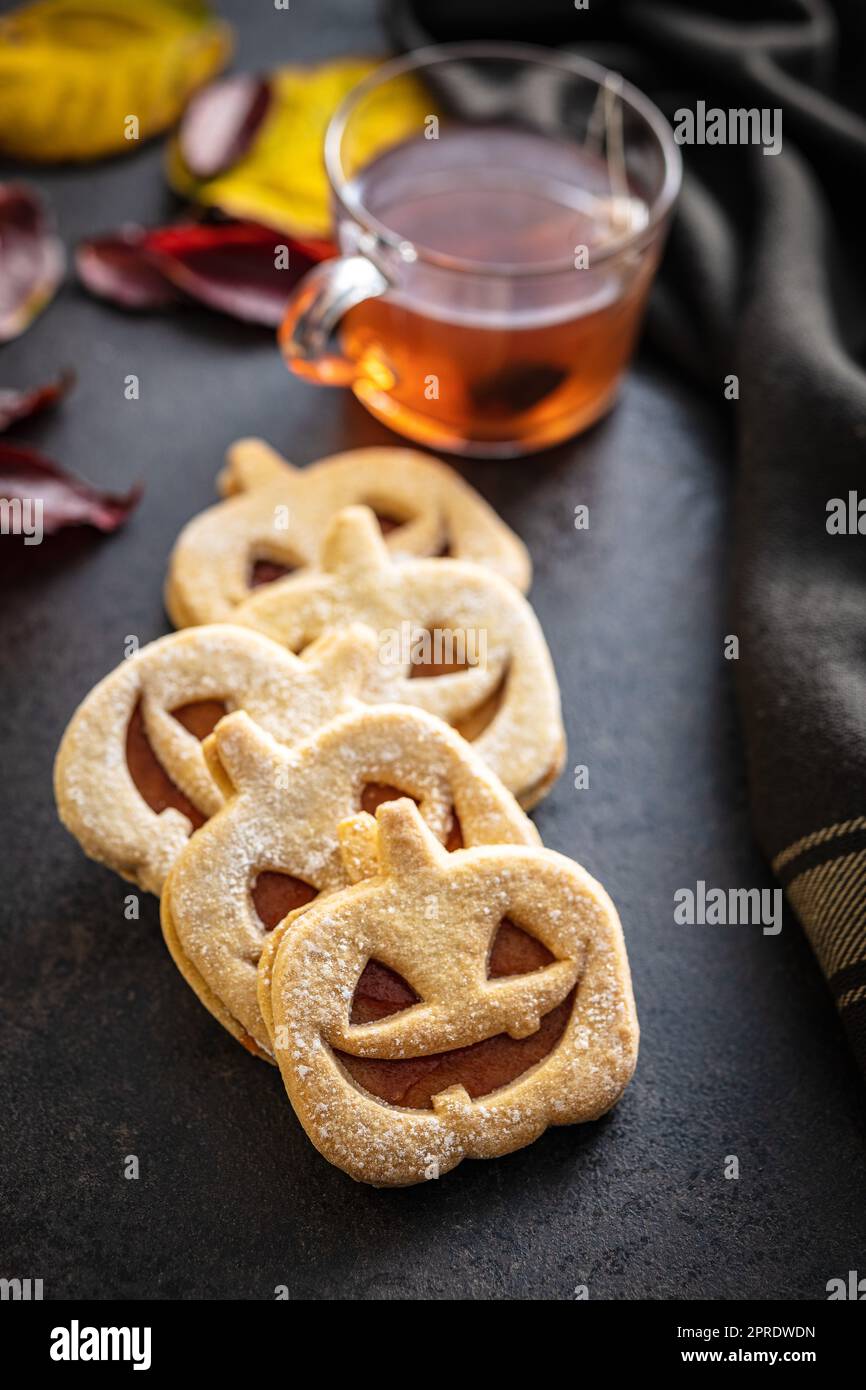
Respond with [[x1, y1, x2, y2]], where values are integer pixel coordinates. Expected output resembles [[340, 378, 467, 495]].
[[278, 255, 389, 387]]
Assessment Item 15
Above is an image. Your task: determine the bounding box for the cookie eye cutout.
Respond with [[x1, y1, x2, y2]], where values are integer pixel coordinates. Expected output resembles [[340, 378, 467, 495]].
[[126, 701, 207, 828], [334, 988, 576, 1110], [252, 872, 318, 930], [250, 558, 296, 589], [360, 781, 416, 816], [488, 918, 555, 978], [359, 784, 463, 852], [350, 960, 420, 1024], [361, 504, 410, 536], [407, 624, 470, 679], [171, 699, 228, 739], [444, 810, 463, 851]]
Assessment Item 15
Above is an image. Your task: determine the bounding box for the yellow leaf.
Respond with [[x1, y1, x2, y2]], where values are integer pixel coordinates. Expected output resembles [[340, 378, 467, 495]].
[[166, 58, 430, 240], [0, 0, 232, 161]]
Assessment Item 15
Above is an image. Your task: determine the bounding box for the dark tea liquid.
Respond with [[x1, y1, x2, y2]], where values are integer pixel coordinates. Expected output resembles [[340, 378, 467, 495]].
[[341, 127, 654, 454]]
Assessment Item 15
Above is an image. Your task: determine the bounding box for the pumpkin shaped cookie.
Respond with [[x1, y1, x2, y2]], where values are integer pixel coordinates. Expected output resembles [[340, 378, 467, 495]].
[[54, 624, 380, 895], [232, 506, 565, 808], [264, 799, 639, 1186], [164, 439, 531, 626], [160, 703, 539, 1060]]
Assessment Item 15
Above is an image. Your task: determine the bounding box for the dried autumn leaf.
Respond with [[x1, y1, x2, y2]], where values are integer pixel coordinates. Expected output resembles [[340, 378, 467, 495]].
[[179, 73, 272, 179], [0, 370, 75, 432], [77, 221, 333, 326], [76, 228, 184, 310], [0, 183, 65, 341], [0, 443, 142, 536], [146, 222, 328, 325], [0, 0, 233, 162], [166, 58, 429, 239]]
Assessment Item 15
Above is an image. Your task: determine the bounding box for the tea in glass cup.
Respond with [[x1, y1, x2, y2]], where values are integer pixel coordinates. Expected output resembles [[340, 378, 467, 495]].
[[280, 44, 681, 458]]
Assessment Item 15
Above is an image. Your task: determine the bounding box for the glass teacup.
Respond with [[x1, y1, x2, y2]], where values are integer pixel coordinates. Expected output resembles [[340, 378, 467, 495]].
[[280, 43, 681, 458]]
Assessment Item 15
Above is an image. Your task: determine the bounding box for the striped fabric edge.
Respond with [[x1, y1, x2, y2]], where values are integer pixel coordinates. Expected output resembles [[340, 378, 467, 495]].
[[772, 815, 866, 873], [775, 816, 866, 1074]]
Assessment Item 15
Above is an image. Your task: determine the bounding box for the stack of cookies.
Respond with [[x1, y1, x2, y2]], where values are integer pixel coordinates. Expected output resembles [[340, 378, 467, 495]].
[[55, 442, 638, 1186]]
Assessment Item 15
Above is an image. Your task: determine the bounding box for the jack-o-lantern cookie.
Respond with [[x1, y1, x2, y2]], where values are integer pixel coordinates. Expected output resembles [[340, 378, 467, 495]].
[[54, 624, 381, 895], [231, 506, 565, 808], [160, 704, 540, 1060], [164, 439, 531, 626], [263, 799, 639, 1187]]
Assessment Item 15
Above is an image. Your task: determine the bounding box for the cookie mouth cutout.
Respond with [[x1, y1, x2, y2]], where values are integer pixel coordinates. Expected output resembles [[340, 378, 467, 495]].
[[333, 918, 570, 1109], [451, 669, 507, 742], [392, 625, 507, 741], [333, 991, 575, 1109]]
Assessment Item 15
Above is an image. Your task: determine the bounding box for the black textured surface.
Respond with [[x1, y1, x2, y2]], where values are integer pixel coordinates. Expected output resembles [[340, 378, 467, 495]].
[[2, 1, 865, 1301]]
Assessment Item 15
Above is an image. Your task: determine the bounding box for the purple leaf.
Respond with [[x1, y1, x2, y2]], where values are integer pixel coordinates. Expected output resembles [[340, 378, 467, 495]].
[[0, 183, 66, 341], [179, 74, 272, 179], [0, 370, 75, 433], [76, 227, 182, 310], [146, 221, 320, 326], [1, 444, 142, 537]]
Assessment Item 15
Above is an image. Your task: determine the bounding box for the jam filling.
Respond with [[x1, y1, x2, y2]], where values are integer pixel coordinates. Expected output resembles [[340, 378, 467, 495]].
[[363, 507, 405, 535], [444, 811, 463, 852], [172, 699, 228, 740], [252, 872, 318, 930], [250, 511, 403, 589], [408, 625, 469, 679], [360, 781, 412, 817], [488, 917, 555, 976], [350, 960, 419, 1025], [250, 558, 294, 588]]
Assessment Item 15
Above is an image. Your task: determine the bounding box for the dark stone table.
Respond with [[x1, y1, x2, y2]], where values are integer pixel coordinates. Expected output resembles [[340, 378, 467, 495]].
[[2, 1, 864, 1301]]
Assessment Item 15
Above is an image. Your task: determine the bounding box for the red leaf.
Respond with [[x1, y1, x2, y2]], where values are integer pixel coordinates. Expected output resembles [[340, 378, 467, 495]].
[[77, 220, 334, 327], [146, 221, 324, 326], [0, 444, 142, 537], [0, 183, 66, 341], [0, 370, 75, 433], [179, 74, 272, 179], [76, 227, 182, 310]]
